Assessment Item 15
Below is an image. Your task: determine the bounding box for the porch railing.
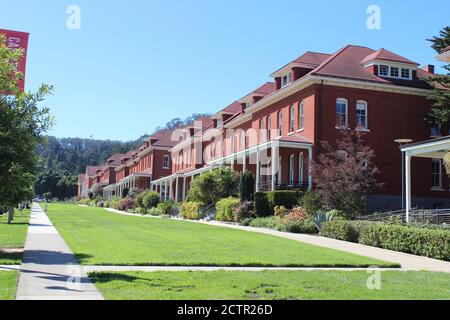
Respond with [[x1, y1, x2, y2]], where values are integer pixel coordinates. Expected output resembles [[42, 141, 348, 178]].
[[358, 208, 450, 225], [258, 181, 310, 192]]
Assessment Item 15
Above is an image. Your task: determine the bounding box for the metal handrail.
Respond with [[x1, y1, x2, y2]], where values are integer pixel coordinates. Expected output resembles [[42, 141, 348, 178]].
[[358, 208, 450, 224]]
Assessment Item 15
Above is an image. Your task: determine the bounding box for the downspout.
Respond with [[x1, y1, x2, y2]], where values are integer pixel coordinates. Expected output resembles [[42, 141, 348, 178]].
[[316, 80, 324, 155]]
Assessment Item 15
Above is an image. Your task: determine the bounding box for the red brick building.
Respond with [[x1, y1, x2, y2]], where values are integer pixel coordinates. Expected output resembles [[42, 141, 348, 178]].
[[150, 45, 449, 210]]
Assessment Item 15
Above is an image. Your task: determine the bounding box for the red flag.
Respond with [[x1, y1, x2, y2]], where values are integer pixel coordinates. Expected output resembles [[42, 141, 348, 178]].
[[0, 28, 30, 92]]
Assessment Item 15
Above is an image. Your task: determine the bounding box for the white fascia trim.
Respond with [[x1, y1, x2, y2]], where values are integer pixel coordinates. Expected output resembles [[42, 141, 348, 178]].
[[401, 139, 450, 156]]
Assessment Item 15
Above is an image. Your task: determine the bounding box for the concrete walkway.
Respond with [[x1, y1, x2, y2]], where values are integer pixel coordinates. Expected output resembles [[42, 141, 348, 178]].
[[15, 204, 103, 300], [104, 208, 450, 273]]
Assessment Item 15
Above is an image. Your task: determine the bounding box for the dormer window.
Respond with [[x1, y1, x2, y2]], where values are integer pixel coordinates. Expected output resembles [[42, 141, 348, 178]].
[[379, 65, 389, 76], [390, 67, 399, 78], [378, 64, 412, 79], [401, 68, 410, 79], [281, 73, 292, 88]]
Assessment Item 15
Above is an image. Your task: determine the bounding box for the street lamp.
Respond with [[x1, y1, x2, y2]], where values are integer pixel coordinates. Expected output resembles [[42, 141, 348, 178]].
[[394, 139, 413, 211]]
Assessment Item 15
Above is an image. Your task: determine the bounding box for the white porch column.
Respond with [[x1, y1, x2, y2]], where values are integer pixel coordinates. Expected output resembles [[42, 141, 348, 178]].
[[164, 180, 168, 201], [182, 177, 187, 200], [308, 146, 313, 191], [405, 153, 412, 224], [256, 149, 260, 192], [271, 142, 278, 191], [175, 177, 179, 202], [159, 182, 163, 198], [243, 153, 247, 172]]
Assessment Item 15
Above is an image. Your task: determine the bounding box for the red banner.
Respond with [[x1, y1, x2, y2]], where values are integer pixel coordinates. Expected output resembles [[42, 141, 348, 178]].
[[0, 28, 30, 92]]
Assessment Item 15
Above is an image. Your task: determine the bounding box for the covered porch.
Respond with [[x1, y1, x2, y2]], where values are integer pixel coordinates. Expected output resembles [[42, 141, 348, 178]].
[[151, 138, 313, 202], [401, 136, 450, 223], [116, 173, 152, 197]]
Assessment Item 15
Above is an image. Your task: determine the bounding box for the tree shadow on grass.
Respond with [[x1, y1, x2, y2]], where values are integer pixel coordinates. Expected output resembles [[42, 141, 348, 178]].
[[0, 251, 23, 264], [88, 272, 196, 291]]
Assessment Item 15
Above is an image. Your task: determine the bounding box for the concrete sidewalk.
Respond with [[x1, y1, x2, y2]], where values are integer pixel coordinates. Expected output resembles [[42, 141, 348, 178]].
[[15, 204, 103, 300], [104, 208, 450, 273]]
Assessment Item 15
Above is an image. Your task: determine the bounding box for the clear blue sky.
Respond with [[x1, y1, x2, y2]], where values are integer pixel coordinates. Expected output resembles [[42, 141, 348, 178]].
[[1, 0, 449, 141]]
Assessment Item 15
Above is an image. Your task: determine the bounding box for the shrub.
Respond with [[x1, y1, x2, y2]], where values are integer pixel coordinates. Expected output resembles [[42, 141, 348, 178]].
[[239, 218, 254, 226], [313, 211, 336, 233], [188, 167, 239, 204], [121, 187, 129, 198], [128, 187, 140, 198], [249, 217, 285, 231], [233, 201, 255, 222], [180, 201, 203, 220], [359, 224, 450, 261], [134, 207, 148, 215], [254, 192, 272, 217], [148, 207, 164, 216], [157, 201, 175, 215], [216, 197, 240, 222], [283, 218, 317, 234], [239, 171, 255, 201], [78, 199, 90, 205], [274, 206, 289, 219], [283, 207, 308, 223], [321, 221, 359, 242], [326, 209, 347, 220], [135, 191, 147, 208], [299, 191, 322, 216], [267, 191, 299, 209], [143, 191, 160, 209], [116, 197, 135, 211]]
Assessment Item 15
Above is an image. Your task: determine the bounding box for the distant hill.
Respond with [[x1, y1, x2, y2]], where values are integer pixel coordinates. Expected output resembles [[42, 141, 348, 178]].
[[36, 135, 148, 176]]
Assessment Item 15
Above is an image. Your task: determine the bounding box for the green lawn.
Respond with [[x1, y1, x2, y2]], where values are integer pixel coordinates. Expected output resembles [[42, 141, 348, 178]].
[[0, 271, 19, 300], [0, 209, 30, 264], [89, 270, 450, 300], [46, 204, 396, 267]]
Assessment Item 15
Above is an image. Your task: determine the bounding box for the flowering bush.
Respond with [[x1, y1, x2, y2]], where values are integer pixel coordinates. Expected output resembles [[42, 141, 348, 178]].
[[282, 207, 308, 224], [116, 197, 135, 211], [233, 201, 255, 222], [274, 206, 289, 219]]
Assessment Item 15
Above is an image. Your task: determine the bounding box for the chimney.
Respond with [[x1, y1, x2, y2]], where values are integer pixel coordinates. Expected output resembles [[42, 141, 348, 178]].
[[421, 65, 435, 74]]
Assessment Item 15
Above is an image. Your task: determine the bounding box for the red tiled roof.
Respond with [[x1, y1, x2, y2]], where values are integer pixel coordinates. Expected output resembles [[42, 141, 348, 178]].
[[279, 135, 313, 144], [308, 45, 431, 89], [293, 51, 331, 68], [86, 166, 104, 177], [360, 48, 418, 65], [222, 101, 242, 114], [106, 153, 125, 166], [150, 129, 178, 147], [253, 82, 276, 95]]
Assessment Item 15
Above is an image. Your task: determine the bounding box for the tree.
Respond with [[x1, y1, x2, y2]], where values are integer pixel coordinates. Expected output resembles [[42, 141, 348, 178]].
[[239, 170, 255, 202], [0, 33, 54, 222], [312, 130, 382, 218], [425, 27, 450, 127], [188, 167, 239, 205]]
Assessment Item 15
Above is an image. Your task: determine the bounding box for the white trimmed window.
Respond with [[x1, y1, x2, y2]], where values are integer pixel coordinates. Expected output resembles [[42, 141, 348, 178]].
[[432, 159, 443, 190], [298, 101, 304, 131], [260, 118, 265, 142], [281, 73, 292, 87], [298, 152, 304, 184], [401, 68, 410, 79], [278, 112, 283, 137], [356, 100, 368, 130], [163, 155, 170, 169], [336, 98, 348, 128], [390, 67, 399, 78], [379, 65, 389, 76], [289, 105, 295, 133], [267, 116, 272, 141], [289, 154, 295, 185]]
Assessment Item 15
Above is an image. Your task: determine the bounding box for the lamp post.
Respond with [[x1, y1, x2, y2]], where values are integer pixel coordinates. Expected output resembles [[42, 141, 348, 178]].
[[394, 139, 413, 211]]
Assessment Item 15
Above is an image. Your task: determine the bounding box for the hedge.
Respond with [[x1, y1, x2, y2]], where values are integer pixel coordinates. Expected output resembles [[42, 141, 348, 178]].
[[215, 197, 240, 222], [255, 192, 272, 217], [321, 220, 450, 261], [180, 201, 203, 220], [255, 191, 300, 217], [360, 223, 450, 261], [321, 221, 359, 243]]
